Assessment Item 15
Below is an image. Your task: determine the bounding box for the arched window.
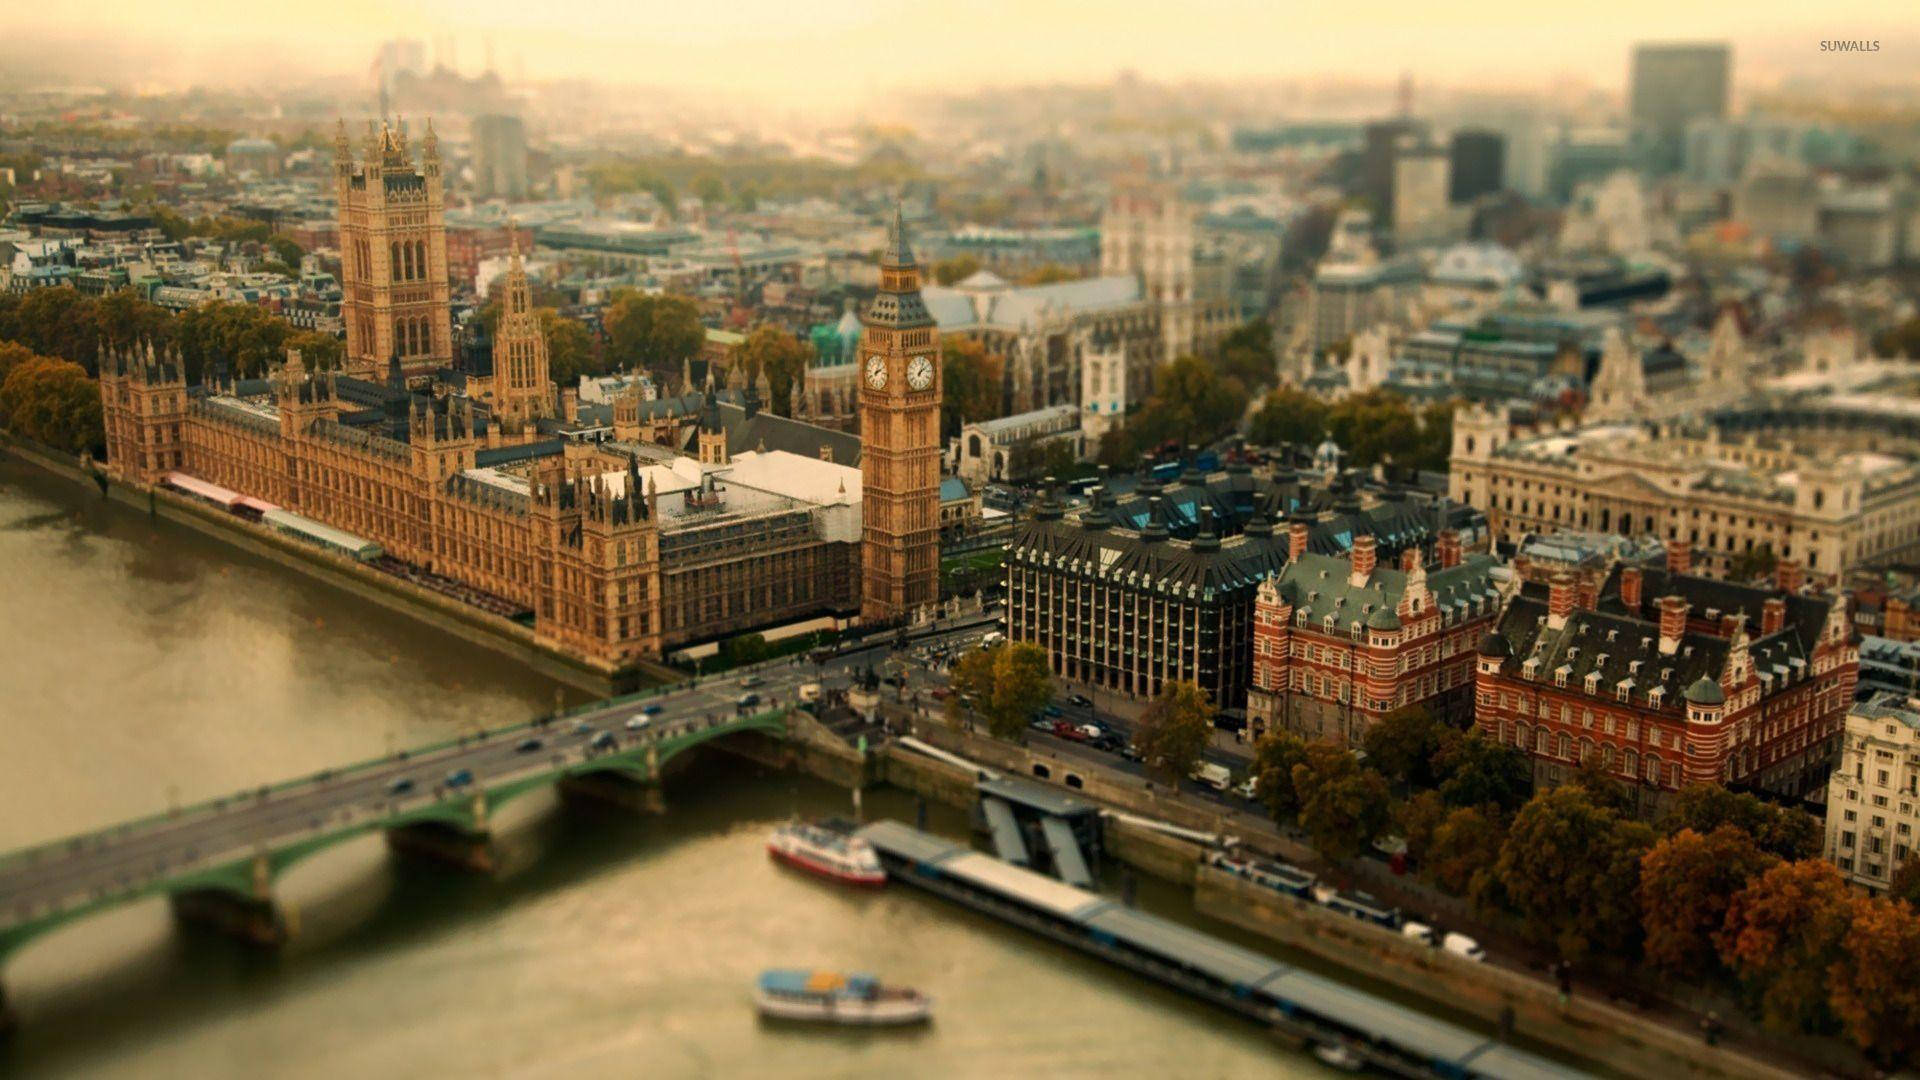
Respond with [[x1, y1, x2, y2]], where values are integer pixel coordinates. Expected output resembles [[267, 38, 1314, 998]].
[[1534, 728, 1548, 754], [1557, 733, 1572, 759], [391, 242, 403, 281], [968, 434, 982, 457], [416, 240, 428, 282]]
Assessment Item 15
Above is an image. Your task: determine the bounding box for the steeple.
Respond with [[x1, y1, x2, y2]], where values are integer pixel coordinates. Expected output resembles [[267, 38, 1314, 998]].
[[881, 202, 915, 268]]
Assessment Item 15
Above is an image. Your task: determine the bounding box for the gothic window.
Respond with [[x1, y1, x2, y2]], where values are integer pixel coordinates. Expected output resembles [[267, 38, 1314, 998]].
[[391, 242, 403, 281]]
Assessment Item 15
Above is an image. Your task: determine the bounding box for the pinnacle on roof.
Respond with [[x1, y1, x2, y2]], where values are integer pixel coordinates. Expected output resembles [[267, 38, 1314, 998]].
[[880, 202, 915, 268]]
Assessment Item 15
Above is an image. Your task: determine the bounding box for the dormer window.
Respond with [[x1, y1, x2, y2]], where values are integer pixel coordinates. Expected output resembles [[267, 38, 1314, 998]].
[[1585, 672, 1601, 694]]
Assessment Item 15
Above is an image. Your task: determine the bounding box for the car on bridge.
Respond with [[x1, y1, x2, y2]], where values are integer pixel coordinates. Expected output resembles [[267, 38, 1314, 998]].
[[386, 776, 415, 796], [516, 737, 544, 753], [445, 768, 473, 789], [736, 693, 761, 711], [590, 731, 617, 752], [625, 716, 652, 732], [642, 703, 665, 716]]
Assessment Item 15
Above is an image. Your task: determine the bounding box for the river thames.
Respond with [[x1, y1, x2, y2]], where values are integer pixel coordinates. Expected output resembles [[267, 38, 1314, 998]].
[[0, 457, 1339, 1078]]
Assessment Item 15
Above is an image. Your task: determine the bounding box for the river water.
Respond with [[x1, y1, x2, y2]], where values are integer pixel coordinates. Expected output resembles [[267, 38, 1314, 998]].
[[0, 457, 1334, 1079]]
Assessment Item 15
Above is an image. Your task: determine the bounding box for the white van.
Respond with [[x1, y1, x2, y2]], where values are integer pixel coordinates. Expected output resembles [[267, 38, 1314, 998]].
[[1442, 932, 1485, 962], [1191, 761, 1232, 791], [1400, 920, 1438, 946]]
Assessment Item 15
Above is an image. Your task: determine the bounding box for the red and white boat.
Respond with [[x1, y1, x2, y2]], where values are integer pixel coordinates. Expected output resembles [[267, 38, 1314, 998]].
[[767, 821, 886, 886]]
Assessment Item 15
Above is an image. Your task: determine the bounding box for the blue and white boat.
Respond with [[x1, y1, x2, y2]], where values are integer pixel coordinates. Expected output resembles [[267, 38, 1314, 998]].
[[754, 969, 932, 1025]]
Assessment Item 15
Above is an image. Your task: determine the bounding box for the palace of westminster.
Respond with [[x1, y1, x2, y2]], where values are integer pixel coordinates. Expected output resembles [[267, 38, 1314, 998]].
[[97, 121, 943, 670]]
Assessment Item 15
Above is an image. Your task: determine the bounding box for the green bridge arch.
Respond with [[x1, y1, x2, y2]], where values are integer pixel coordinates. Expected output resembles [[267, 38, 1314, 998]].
[[0, 708, 796, 971]]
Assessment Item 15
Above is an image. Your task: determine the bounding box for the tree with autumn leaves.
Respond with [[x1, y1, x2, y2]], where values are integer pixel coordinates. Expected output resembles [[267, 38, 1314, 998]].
[[947, 642, 1054, 741]]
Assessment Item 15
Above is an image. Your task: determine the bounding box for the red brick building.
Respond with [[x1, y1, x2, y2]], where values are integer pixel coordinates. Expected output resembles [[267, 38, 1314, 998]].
[[448, 223, 535, 294], [1248, 529, 1503, 744], [1473, 545, 1856, 815]]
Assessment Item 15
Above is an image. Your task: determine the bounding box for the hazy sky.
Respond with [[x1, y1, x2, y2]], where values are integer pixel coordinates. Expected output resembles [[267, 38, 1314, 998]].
[[15, 0, 1918, 109]]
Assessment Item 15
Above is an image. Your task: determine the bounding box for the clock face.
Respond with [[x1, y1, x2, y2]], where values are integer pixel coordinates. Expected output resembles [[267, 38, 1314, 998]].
[[907, 356, 934, 391], [865, 355, 888, 390]]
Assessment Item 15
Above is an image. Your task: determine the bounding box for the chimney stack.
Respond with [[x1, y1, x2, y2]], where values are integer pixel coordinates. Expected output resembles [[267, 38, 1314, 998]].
[[561, 388, 579, 424], [1658, 595, 1689, 654], [1762, 597, 1787, 636], [1436, 529, 1462, 568], [1350, 534, 1377, 586], [1401, 547, 1420, 572], [1620, 566, 1643, 612], [1288, 520, 1309, 560], [1775, 560, 1804, 594], [1548, 571, 1575, 630], [1666, 538, 1691, 575]]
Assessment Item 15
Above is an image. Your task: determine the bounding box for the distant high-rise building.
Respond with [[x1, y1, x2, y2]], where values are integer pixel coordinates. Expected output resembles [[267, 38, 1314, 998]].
[[473, 114, 528, 200], [1448, 130, 1505, 203], [1392, 139, 1450, 237], [1629, 42, 1731, 175], [1361, 118, 1424, 220]]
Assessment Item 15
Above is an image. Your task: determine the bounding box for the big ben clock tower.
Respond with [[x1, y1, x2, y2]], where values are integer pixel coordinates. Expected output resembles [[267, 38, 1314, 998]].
[[859, 206, 942, 624]]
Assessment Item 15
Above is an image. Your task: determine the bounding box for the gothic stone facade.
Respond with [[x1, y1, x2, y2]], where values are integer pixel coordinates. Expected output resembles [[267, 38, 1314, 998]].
[[99, 344, 857, 668]]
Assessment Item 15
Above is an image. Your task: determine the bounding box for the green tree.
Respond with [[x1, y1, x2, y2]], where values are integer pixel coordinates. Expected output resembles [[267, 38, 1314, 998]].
[[1019, 263, 1077, 285], [1563, 756, 1635, 815], [539, 309, 599, 390], [1132, 354, 1241, 452], [932, 255, 981, 286], [941, 337, 1004, 438], [93, 289, 171, 352], [11, 287, 102, 370], [173, 299, 292, 381], [0, 340, 41, 386], [1889, 859, 1920, 908], [1248, 384, 1330, 449], [1637, 826, 1777, 981], [1716, 859, 1854, 1036], [1215, 318, 1276, 393], [1134, 681, 1215, 784], [1489, 785, 1655, 963], [1827, 896, 1920, 1062], [948, 642, 1054, 740], [1433, 734, 1533, 814], [1726, 543, 1778, 584], [268, 235, 304, 268], [0, 355, 104, 453], [691, 173, 726, 207], [1660, 784, 1823, 861], [286, 331, 343, 371], [1362, 705, 1446, 790], [1424, 805, 1505, 896], [1292, 740, 1392, 862], [1251, 731, 1310, 819], [736, 324, 812, 418], [605, 290, 704, 376]]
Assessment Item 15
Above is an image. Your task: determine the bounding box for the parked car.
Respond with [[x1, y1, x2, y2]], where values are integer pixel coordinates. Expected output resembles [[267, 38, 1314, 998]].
[[1119, 741, 1146, 763], [1040, 704, 1064, 718], [1441, 932, 1485, 962], [443, 768, 473, 790], [1052, 719, 1089, 742], [386, 776, 415, 796], [1090, 733, 1123, 753], [1401, 920, 1438, 947], [1028, 717, 1053, 733], [1075, 723, 1103, 741], [1067, 693, 1093, 708], [1190, 761, 1232, 791], [1233, 777, 1259, 801]]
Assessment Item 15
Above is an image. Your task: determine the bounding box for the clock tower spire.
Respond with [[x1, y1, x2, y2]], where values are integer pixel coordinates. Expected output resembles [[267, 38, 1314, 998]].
[[859, 204, 942, 624]]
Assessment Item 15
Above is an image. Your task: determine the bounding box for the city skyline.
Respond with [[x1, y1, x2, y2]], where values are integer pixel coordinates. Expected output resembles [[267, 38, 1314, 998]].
[[5, 2, 1915, 112]]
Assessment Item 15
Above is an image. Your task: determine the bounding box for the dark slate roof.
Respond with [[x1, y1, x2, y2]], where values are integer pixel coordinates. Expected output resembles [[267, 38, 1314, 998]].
[[1271, 552, 1503, 633], [682, 398, 863, 465], [1595, 565, 1831, 655], [1010, 515, 1292, 595], [474, 439, 563, 468], [880, 203, 915, 268], [863, 287, 933, 329], [445, 472, 529, 514], [1490, 594, 1729, 706]]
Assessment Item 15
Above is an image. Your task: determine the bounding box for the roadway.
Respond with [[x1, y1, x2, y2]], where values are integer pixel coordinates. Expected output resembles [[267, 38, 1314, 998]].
[[0, 619, 989, 936]]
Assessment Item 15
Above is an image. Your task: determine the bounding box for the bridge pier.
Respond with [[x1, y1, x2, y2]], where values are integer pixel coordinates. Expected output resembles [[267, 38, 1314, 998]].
[[170, 889, 290, 948], [384, 822, 494, 874], [557, 772, 667, 815]]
